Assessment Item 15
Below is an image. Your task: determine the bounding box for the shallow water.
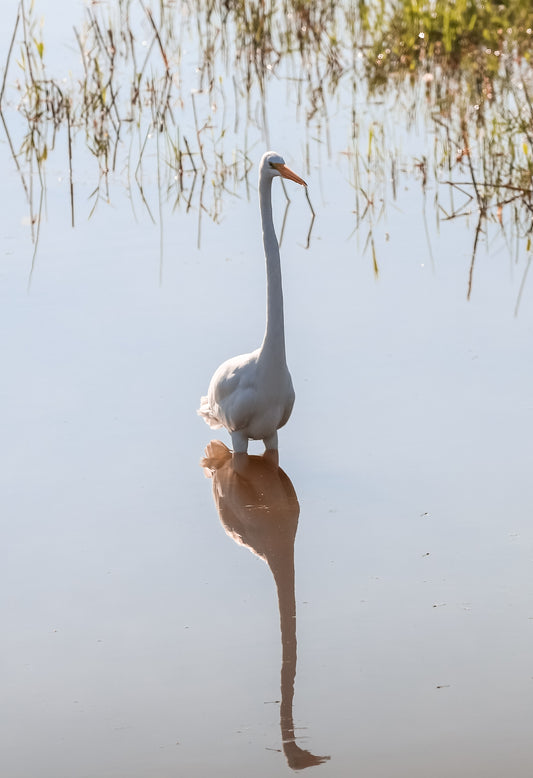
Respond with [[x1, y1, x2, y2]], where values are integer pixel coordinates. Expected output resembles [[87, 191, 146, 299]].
[[2, 3, 533, 777]]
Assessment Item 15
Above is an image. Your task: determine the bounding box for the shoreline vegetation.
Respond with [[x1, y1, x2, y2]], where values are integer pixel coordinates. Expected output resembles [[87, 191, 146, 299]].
[[1, 0, 533, 296]]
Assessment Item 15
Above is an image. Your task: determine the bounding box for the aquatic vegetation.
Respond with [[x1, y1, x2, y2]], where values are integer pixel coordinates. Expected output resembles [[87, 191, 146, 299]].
[[1, 0, 533, 295], [366, 0, 533, 86]]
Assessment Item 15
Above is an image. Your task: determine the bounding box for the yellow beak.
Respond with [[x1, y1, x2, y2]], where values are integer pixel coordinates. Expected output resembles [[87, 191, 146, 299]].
[[272, 162, 307, 187]]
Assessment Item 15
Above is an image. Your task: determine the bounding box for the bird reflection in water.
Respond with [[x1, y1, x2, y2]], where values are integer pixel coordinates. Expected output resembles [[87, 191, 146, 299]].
[[201, 440, 330, 771]]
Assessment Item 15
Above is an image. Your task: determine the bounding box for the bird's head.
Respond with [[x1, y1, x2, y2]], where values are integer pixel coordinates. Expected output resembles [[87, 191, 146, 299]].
[[260, 151, 307, 187]]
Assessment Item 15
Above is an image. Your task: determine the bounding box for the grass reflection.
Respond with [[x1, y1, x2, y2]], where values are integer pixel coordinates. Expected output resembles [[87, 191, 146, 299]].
[[1, 0, 533, 293]]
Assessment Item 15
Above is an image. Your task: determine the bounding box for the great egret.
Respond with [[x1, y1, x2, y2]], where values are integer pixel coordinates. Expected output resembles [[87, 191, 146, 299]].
[[198, 151, 307, 454]]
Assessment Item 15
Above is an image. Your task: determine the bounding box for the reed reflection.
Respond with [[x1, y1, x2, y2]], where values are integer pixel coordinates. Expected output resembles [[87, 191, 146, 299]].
[[201, 440, 330, 771]]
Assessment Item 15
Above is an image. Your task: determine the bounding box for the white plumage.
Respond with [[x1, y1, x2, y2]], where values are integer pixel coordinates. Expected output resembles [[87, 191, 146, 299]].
[[198, 151, 307, 454]]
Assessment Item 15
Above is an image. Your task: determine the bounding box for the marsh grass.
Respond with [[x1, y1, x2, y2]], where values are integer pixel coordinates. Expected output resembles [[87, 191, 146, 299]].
[[361, 0, 533, 295], [365, 0, 533, 85], [1, 0, 533, 298]]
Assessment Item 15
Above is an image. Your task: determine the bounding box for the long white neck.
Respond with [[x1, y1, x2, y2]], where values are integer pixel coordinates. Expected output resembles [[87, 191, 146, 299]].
[[259, 173, 286, 365]]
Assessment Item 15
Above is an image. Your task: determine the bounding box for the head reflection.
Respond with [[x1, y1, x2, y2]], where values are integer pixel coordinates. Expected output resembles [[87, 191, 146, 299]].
[[201, 440, 330, 771]]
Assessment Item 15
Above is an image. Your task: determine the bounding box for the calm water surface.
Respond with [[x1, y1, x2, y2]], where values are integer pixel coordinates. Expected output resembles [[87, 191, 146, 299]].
[[2, 2, 533, 777]]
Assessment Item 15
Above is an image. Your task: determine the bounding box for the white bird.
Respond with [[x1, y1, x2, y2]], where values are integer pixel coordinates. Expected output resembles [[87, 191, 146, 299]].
[[198, 151, 307, 454]]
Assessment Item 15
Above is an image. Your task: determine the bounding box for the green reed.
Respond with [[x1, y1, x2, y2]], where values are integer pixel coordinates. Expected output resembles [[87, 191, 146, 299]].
[[1, 0, 533, 292]]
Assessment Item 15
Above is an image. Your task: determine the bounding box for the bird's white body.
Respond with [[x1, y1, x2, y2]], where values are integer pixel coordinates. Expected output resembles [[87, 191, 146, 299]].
[[198, 151, 306, 454], [199, 346, 295, 452]]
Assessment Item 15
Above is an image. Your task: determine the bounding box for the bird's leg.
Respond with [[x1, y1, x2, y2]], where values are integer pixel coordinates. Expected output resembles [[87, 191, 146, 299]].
[[263, 431, 278, 452], [263, 448, 279, 467], [231, 451, 251, 475], [231, 430, 249, 454]]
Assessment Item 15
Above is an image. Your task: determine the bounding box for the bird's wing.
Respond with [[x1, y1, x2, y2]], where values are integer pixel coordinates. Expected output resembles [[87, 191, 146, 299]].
[[208, 352, 259, 432], [278, 381, 295, 428]]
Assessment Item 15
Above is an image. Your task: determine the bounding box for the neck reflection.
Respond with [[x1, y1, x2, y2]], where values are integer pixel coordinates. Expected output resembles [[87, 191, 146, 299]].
[[201, 440, 330, 771]]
